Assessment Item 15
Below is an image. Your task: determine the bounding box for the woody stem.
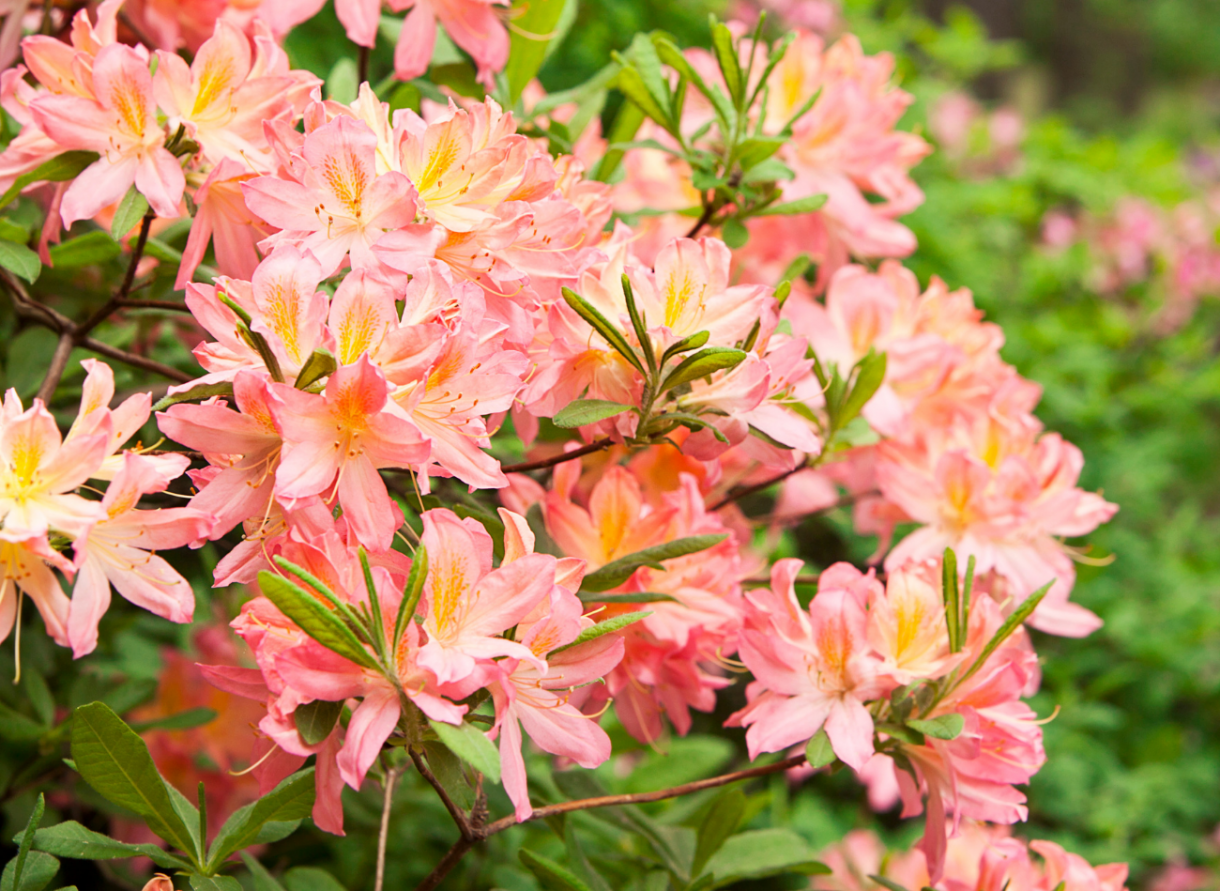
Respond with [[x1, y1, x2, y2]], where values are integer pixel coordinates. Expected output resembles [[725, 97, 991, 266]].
[[374, 764, 403, 891]]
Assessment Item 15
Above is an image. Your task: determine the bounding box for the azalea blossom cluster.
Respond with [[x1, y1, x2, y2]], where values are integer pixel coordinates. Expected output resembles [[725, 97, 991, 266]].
[[816, 823, 1129, 891]]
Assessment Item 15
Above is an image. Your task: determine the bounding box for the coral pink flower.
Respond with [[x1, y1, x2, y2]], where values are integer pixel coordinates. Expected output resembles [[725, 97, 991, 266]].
[[391, 0, 510, 88], [243, 115, 418, 276], [0, 537, 73, 649], [67, 452, 210, 657], [269, 354, 429, 551], [729, 559, 891, 769], [32, 43, 185, 224]]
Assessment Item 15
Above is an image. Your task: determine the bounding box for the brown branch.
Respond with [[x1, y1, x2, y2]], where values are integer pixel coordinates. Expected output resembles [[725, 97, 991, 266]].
[[685, 200, 717, 239], [358, 43, 371, 85], [409, 748, 475, 841], [413, 754, 807, 890], [710, 462, 810, 511], [375, 764, 403, 891], [36, 332, 75, 404], [79, 336, 193, 383], [501, 438, 614, 474], [114, 298, 192, 312]]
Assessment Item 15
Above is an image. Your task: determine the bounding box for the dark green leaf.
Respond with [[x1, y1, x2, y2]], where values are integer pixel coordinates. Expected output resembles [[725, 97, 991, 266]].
[[423, 741, 474, 810], [804, 729, 836, 769], [564, 825, 612, 891], [907, 713, 965, 741], [0, 851, 57, 891], [704, 829, 829, 887], [552, 611, 650, 653], [49, 231, 121, 268], [190, 877, 243, 891], [660, 330, 710, 368], [837, 350, 887, 429], [560, 286, 645, 374], [577, 591, 678, 604], [870, 875, 914, 891], [70, 703, 198, 862], [0, 701, 46, 742], [207, 769, 315, 868], [283, 868, 345, 891], [581, 534, 728, 592], [110, 187, 149, 240], [0, 240, 40, 283], [257, 571, 379, 670], [506, 0, 571, 103], [293, 700, 343, 747], [660, 347, 747, 392], [152, 381, 234, 412], [131, 708, 217, 733], [692, 789, 744, 878], [241, 852, 287, 891], [293, 349, 337, 390], [753, 194, 828, 216], [553, 399, 634, 428], [0, 151, 99, 210], [21, 669, 54, 727], [519, 849, 593, 891], [429, 719, 501, 784], [710, 21, 743, 108], [250, 821, 300, 846], [8, 794, 44, 891], [394, 547, 428, 646]]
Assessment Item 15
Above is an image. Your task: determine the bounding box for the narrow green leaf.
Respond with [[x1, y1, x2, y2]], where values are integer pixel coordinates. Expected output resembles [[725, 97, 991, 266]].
[[581, 534, 728, 592], [9, 794, 44, 891], [241, 852, 287, 891], [593, 100, 644, 183], [652, 35, 734, 133], [753, 194, 828, 217], [394, 547, 428, 647], [564, 825, 613, 891], [49, 231, 121, 268], [206, 769, 315, 868], [710, 21, 743, 108], [293, 700, 343, 747], [628, 33, 672, 124], [283, 867, 346, 891], [560, 286, 646, 374], [704, 829, 829, 887], [804, 729, 836, 769], [358, 547, 388, 664], [0, 241, 41, 283], [130, 707, 217, 734], [270, 557, 371, 646], [30, 822, 191, 868], [957, 580, 1054, 687], [837, 350, 886, 429], [661, 347, 747, 393], [0, 151, 99, 211], [747, 31, 795, 109], [21, 669, 54, 727], [251, 821, 300, 846], [152, 381, 235, 412], [70, 702, 198, 862], [552, 611, 650, 653], [621, 273, 656, 373], [519, 849, 593, 891], [553, 398, 634, 428], [692, 789, 744, 878], [110, 187, 149, 240], [612, 64, 672, 135], [506, 0, 571, 103], [0, 851, 57, 891], [257, 571, 379, 670], [577, 591, 678, 604], [429, 719, 501, 783], [869, 875, 914, 891], [942, 547, 960, 653], [293, 349, 337, 390], [907, 713, 965, 741], [659, 330, 710, 369]]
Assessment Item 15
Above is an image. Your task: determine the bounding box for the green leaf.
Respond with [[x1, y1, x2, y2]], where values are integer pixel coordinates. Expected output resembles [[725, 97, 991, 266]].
[[837, 350, 887, 429], [753, 194, 828, 216], [553, 611, 650, 653], [692, 789, 744, 878], [70, 702, 198, 862], [710, 21, 743, 108], [0, 240, 41, 283], [49, 231, 121, 268], [592, 99, 644, 183], [721, 217, 749, 249], [207, 769, 315, 868], [152, 381, 234, 412], [957, 579, 1054, 687], [553, 398, 634, 428], [652, 35, 734, 133], [621, 273, 656, 373], [0, 851, 57, 891], [283, 868, 346, 891], [110, 187, 149, 240], [703, 829, 829, 887], [560, 286, 645, 374], [131, 707, 217, 733], [613, 65, 672, 135], [519, 849, 593, 891], [30, 821, 190, 868], [740, 157, 794, 185], [869, 876, 913, 891], [734, 136, 786, 171], [256, 571, 379, 670], [271, 557, 372, 647], [293, 700, 343, 747], [506, 0, 571, 103], [581, 534, 728, 592], [907, 713, 965, 741], [8, 794, 44, 891], [429, 719, 501, 784], [0, 151, 99, 211], [21, 669, 54, 727], [394, 547, 428, 647], [293, 348, 337, 390], [190, 877, 243, 891], [804, 729, 836, 769], [251, 821, 300, 846], [241, 852, 287, 891], [577, 591, 678, 604], [660, 347, 747, 392], [564, 825, 612, 891], [423, 741, 475, 811], [628, 32, 672, 125], [325, 58, 358, 104], [659, 330, 710, 368]]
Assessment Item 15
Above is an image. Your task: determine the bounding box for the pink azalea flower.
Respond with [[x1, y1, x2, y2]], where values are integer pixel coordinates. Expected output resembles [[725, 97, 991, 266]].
[[243, 115, 418, 276], [269, 354, 429, 551], [67, 452, 211, 657], [32, 43, 185, 224], [728, 559, 891, 770], [390, 0, 510, 88]]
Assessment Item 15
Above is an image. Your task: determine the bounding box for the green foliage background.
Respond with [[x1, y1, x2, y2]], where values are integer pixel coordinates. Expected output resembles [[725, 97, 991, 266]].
[[4, 0, 1220, 887]]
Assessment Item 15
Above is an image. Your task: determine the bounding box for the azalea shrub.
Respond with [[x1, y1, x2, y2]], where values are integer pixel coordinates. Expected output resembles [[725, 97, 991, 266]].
[[0, 0, 1210, 890]]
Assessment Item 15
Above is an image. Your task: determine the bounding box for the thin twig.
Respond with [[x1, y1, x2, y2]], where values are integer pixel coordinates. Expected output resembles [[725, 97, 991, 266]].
[[409, 748, 474, 840], [358, 43, 371, 84], [685, 200, 717, 239], [36, 332, 74, 404], [80, 336, 193, 383], [375, 765, 403, 891], [114, 298, 192, 312], [710, 462, 810, 511], [501, 438, 614, 474], [413, 754, 807, 890]]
